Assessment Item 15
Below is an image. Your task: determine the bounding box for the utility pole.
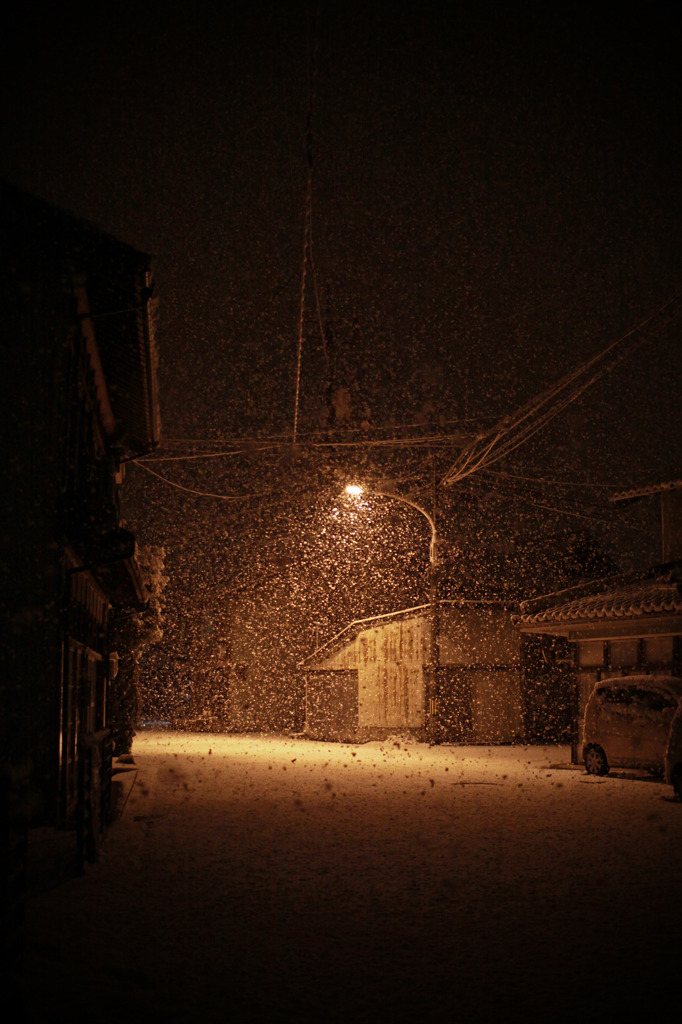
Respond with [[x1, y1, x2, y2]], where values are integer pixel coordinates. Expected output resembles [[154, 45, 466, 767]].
[[427, 455, 440, 744]]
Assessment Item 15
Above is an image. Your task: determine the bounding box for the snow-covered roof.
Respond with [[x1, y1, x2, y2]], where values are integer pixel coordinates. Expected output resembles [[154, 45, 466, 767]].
[[298, 603, 432, 668], [516, 563, 682, 631], [299, 599, 515, 668]]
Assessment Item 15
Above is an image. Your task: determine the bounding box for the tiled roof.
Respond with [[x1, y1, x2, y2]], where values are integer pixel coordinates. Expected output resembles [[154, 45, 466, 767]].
[[611, 479, 682, 502], [517, 567, 682, 627]]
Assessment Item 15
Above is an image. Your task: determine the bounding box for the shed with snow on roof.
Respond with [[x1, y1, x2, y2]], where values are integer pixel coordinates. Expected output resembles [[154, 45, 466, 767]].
[[300, 602, 524, 744]]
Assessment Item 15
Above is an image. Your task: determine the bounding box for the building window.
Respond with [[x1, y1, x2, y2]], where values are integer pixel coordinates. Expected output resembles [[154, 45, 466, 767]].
[[578, 641, 604, 668], [643, 636, 674, 668], [608, 639, 639, 669]]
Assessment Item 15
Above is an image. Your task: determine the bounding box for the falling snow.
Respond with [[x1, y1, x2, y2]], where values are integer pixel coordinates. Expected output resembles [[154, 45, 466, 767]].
[[3, 2, 681, 725], [3, 5, 682, 1019]]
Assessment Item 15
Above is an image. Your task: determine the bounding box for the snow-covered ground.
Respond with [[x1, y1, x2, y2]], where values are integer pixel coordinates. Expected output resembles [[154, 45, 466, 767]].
[[19, 732, 682, 1023]]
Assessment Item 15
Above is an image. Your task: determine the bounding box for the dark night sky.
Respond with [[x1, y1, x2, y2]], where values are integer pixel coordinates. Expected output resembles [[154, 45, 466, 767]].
[[2, 0, 681, 533]]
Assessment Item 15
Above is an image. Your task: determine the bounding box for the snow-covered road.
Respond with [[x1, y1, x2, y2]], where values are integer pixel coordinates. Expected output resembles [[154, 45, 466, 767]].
[[21, 732, 682, 1023]]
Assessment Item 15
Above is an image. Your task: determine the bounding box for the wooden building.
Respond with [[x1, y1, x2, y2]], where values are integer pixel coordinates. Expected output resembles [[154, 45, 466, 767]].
[[1, 184, 160, 962], [300, 601, 525, 744]]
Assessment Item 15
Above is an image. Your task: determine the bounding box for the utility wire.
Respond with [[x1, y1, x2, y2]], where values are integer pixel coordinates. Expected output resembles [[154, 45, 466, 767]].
[[440, 290, 682, 487], [480, 469, 617, 490], [507, 497, 650, 532], [138, 447, 279, 462], [454, 477, 651, 532], [138, 432, 473, 458], [463, 469, 654, 530], [158, 415, 490, 445], [133, 460, 274, 500]]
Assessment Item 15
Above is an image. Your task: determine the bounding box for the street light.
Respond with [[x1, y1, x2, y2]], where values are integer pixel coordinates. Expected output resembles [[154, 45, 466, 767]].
[[344, 483, 440, 743]]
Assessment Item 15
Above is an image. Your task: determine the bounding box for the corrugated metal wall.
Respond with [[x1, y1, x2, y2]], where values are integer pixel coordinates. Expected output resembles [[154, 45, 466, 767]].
[[439, 606, 523, 742], [305, 669, 358, 741]]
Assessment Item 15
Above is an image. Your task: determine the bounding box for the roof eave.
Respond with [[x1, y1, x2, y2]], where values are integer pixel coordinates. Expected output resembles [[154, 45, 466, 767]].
[[519, 612, 682, 641]]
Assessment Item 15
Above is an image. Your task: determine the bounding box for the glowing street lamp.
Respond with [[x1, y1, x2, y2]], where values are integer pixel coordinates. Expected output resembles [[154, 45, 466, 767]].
[[345, 483, 440, 743]]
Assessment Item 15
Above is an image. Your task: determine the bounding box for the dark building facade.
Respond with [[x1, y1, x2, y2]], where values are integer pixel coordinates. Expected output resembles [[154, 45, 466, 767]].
[[1, 183, 160, 961]]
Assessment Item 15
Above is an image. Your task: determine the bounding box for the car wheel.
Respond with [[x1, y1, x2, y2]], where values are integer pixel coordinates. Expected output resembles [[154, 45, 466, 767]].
[[672, 765, 682, 800], [584, 744, 609, 776]]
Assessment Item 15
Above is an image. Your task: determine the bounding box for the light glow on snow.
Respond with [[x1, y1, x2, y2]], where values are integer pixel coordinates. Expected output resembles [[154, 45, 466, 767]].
[[22, 732, 682, 1022]]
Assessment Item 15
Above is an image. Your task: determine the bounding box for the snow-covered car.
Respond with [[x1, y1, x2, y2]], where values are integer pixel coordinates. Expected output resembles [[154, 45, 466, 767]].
[[583, 675, 682, 778], [665, 701, 682, 799]]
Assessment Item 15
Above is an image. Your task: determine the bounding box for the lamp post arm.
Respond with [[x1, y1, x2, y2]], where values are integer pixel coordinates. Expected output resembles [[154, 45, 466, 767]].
[[371, 490, 438, 565]]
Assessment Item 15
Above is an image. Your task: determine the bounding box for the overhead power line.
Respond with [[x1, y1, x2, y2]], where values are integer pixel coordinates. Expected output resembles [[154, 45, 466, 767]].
[[479, 469, 617, 490], [137, 429, 477, 459], [454, 475, 651, 532], [133, 460, 273, 500], [440, 290, 682, 488], [137, 446, 280, 462]]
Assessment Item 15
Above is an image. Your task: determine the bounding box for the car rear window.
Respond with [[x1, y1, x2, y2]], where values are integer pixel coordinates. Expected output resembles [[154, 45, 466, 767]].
[[633, 689, 678, 712], [598, 686, 634, 705], [595, 684, 679, 712]]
